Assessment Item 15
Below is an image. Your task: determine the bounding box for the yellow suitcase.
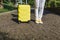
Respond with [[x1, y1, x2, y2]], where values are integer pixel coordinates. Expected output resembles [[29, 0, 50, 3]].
[[18, 4, 31, 22]]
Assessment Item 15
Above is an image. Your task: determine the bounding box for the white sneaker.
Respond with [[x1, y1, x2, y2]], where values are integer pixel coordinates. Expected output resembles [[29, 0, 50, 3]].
[[39, 19, 43, 24], [35, 20, 40, 24]]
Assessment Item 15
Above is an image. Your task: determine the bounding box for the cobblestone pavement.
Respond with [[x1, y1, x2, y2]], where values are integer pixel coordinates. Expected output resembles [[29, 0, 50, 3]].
[[0, 10, 60, 40]]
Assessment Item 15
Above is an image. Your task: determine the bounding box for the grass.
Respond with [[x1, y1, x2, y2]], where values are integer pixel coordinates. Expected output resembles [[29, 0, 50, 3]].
[[0, 8, 9, 13], [0, 5, 16, 13]]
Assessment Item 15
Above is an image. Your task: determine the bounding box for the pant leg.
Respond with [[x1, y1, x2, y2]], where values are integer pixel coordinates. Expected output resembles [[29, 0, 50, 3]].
[[35, 0, 40, 20], [39, 0, 46, 19]]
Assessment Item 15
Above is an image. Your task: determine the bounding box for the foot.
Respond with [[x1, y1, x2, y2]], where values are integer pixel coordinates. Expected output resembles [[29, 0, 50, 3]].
[[39, 19, 43, 24], [35, 20, 40, 24]]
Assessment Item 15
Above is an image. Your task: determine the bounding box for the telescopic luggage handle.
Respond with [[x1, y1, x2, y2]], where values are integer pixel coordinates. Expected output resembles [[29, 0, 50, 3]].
[[20, 0, 28, 4]]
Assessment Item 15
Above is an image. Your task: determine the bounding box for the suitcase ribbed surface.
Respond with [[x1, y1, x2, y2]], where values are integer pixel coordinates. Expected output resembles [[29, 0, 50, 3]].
[[18, 5, 30, 22]]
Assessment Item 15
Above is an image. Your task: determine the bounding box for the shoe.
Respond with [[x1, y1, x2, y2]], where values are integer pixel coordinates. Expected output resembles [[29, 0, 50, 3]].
[[39, 19, 43, 24], [35, 20, 40, 24]]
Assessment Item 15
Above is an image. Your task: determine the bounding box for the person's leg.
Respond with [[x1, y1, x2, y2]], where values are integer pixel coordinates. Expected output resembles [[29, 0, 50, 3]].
[[38, 0, 46, 24], [35, 0, 40, 23]]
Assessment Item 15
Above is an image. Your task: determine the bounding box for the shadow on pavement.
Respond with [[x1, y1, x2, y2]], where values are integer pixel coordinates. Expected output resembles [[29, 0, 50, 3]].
[[45, 7, 60, 16], [11, 14, 18, 23]]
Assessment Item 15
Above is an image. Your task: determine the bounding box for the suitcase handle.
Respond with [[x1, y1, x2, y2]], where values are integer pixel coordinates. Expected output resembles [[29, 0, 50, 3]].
[[19, 0, 27, 4]]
